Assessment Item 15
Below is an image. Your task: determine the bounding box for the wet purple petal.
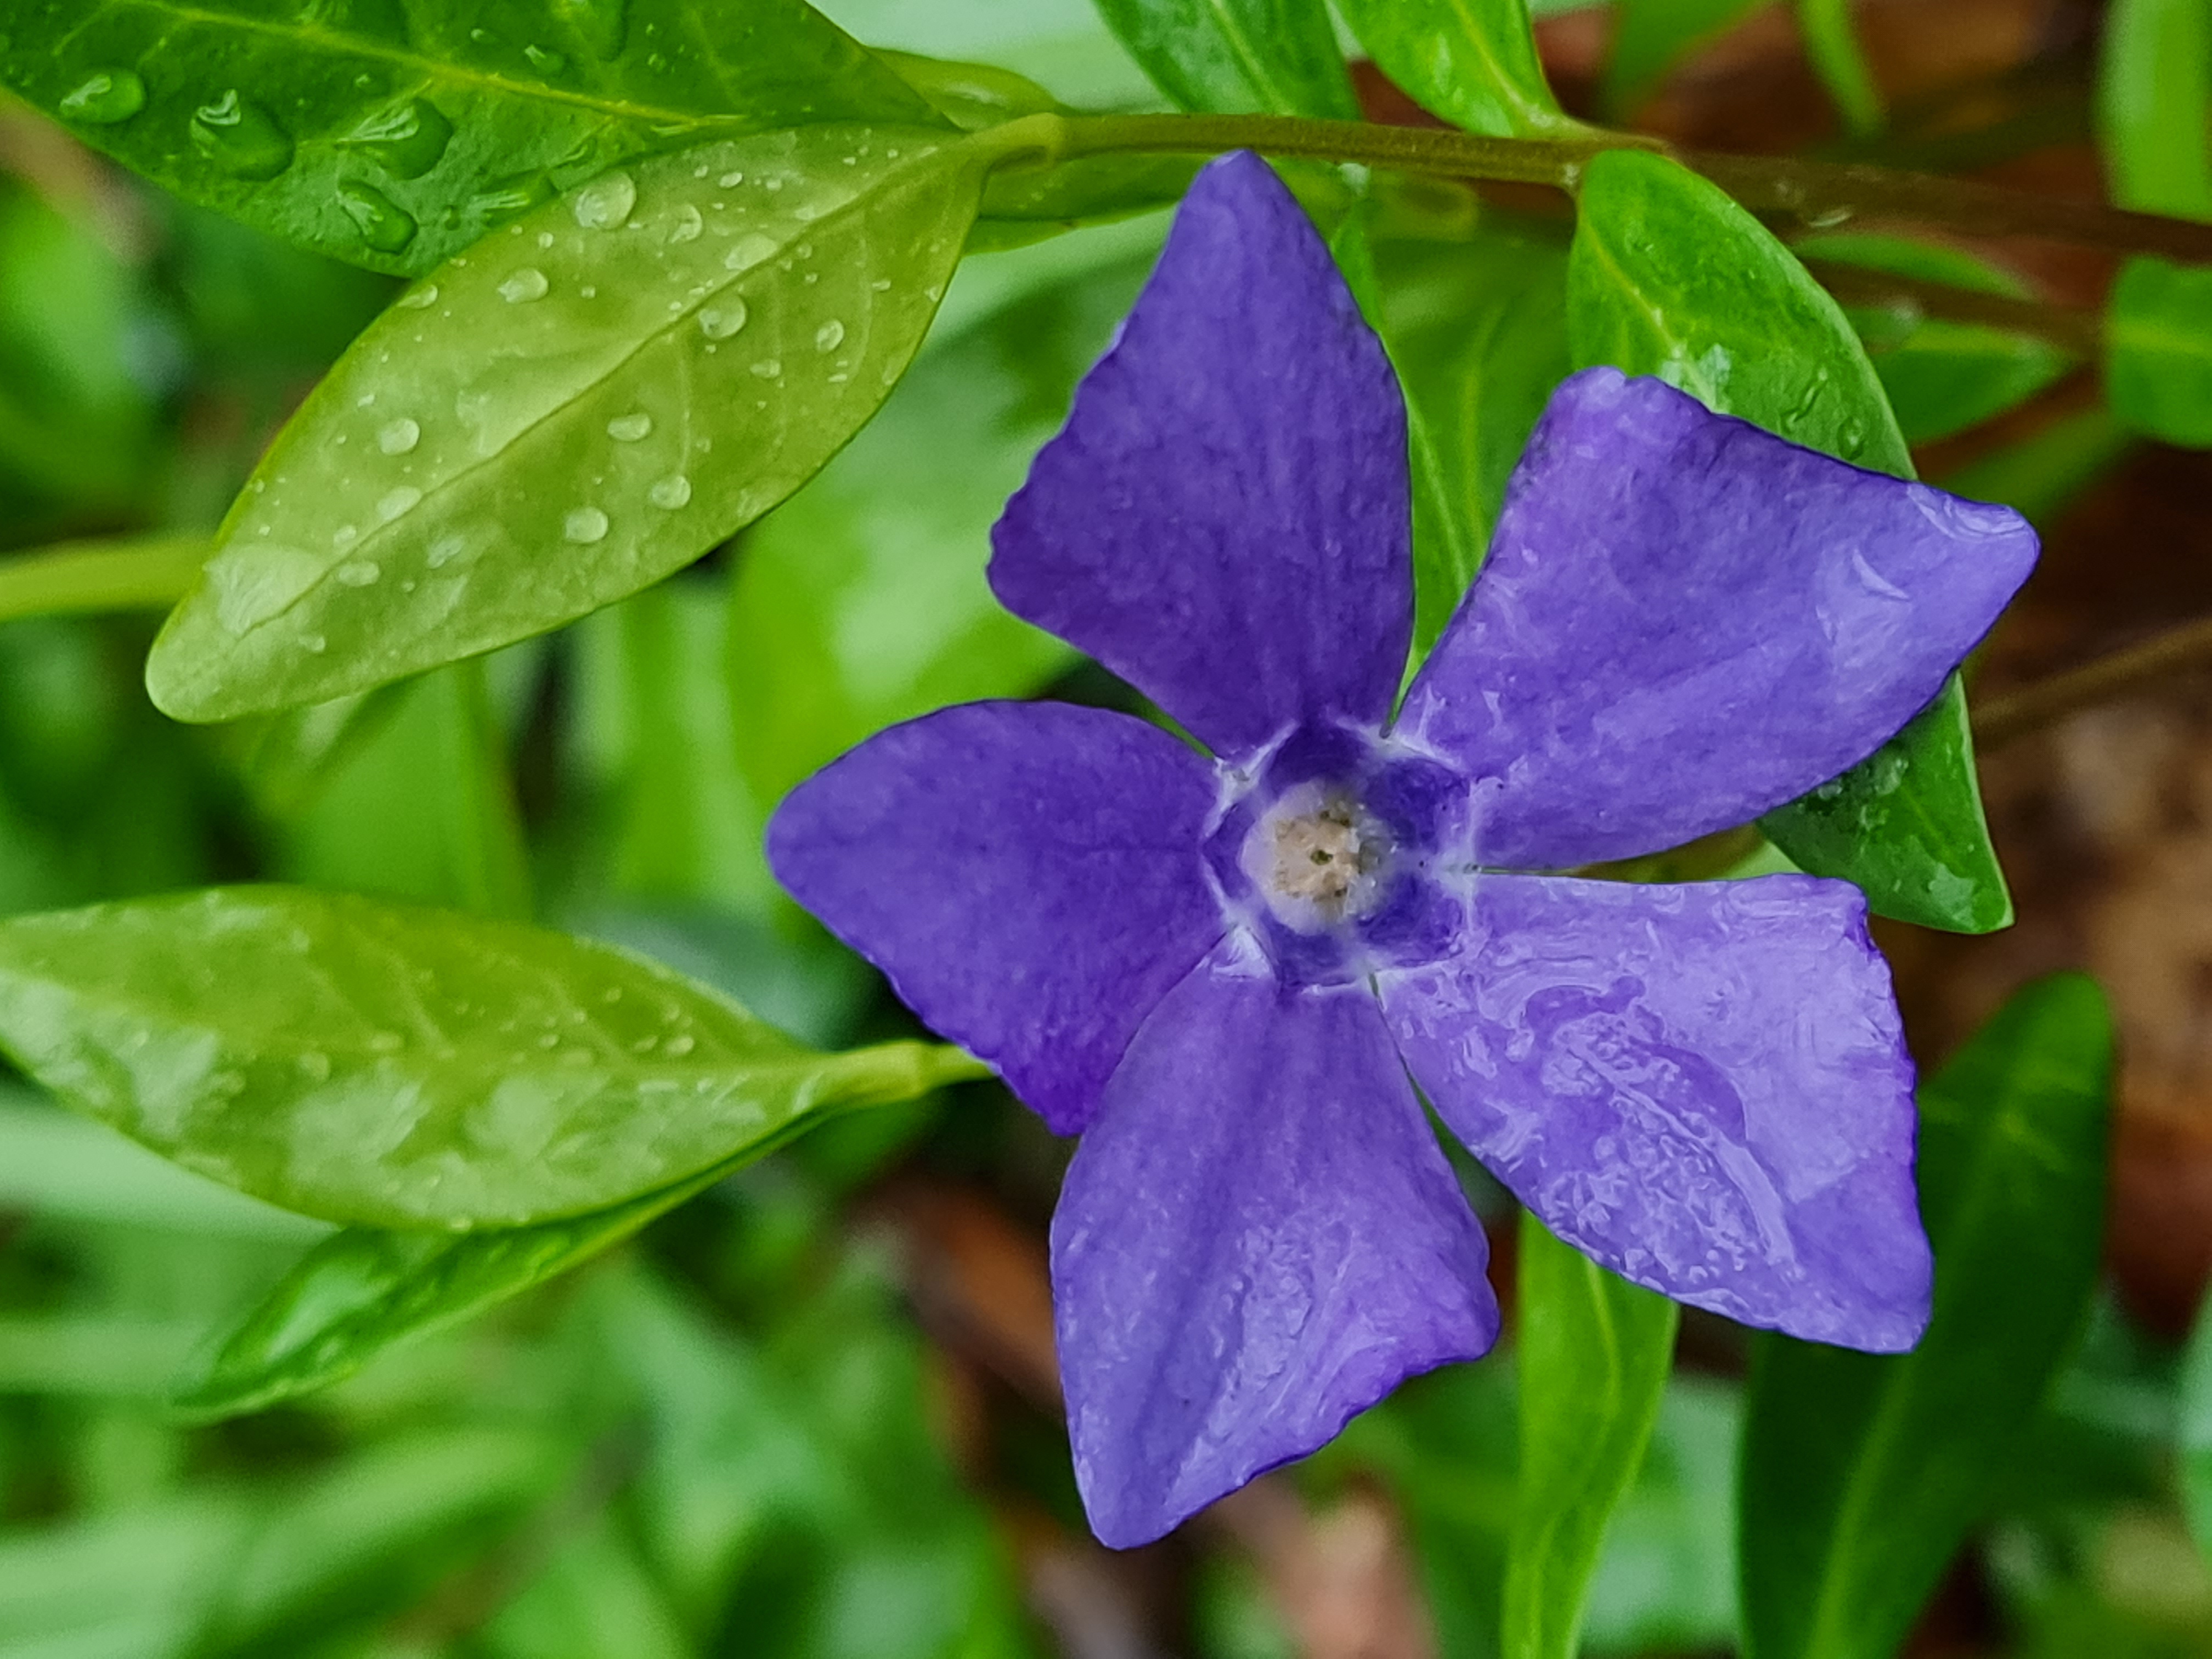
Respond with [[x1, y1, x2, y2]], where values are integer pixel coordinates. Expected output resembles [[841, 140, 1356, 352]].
[[766, 702, 1224, 1135], [1056, 940, 1499, 1548], [1379, 872, 1932, 1351], [990, 152, 1412, 762], [1398, 369, 2038, 868]]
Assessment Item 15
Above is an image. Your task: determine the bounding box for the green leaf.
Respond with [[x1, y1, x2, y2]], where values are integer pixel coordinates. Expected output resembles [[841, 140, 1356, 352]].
[[0, 885, 985, 1228], [2097, 0, 2212, 218], [1091, 0, 1359, 117], [1738, 974, 2114, 1659], [1601, 0, 1768, 120], [1335, 0, 1577, 137], [1, 0, 940, 276], [146, 126, 991, 722], [2109, 256, 2212, 447], [1505, 1210, 1680, 1659], [1937, 407, 2134, 530], [1567, 147, 2012, 934], [2181, 1280, 2212, 1557], [272, 660, 533, 919], [1804, 233, 2074, 445], [1372, 226, 1570, 652], [172, 1157, 736, 1418], [1795, 0, 1884, 136], [729, 228, 1159, 809]]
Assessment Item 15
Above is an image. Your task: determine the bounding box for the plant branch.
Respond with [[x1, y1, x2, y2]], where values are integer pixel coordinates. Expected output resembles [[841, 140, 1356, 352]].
[[0, 534, 208, 623], [1975, 615, 2212, 748], [1018, 111, 2212, 264], [1798, 259, 2104, 352]]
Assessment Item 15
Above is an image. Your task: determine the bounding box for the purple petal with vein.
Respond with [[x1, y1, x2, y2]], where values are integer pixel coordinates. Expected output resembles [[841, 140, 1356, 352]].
[[1398, 369, 2038, 867], [1056, 941, 1499, 1548], [1379, 873, 1931, 1351], [990, 151, 1412, 761], [766, 702, 1223, 1135]]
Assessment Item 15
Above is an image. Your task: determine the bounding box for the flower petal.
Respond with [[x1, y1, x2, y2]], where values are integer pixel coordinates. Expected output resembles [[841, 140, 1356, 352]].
[[989, 152, 1413, 761], [1398, 368, 2038, 867], [1054, 940, 1499, 1548], [1378, 872, 1932, 1351], [766, 702, 1223, 1135]]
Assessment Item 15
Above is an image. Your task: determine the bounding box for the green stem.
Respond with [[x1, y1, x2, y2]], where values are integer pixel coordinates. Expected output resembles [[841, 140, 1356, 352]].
[[994, 110, 2212, 265], [0, 534, 208, 625], [1975, 614, 2212, 748]]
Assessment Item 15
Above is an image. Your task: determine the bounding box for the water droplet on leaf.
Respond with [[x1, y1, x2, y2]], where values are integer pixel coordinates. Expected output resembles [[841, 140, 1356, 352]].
[[396, 283, 439, 309], [190, 90, 294, 180], [377, 417, 421, 454], [335, 180, 417, 253], [668, 202, 703, 242], [606, 411, 653, 441], [335, 96, 453, 179], [572, 170, 637, 230], [814, 319, 844, 352], [499, 267, 550, 303], [698, 300, 747, 340], [377, 485, 422, 521], [335, 560, 381, 586], [648, 475, 691, 509], [749, 358, 781, 379], [564, 506, 610, 543], [59, 69, 146, 125], [523, 43, 567, 73]]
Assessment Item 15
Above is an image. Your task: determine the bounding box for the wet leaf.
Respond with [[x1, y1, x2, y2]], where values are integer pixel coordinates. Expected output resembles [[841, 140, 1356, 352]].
[[1091, 0, 1358, 118], [0, 0, 940, 275], [147, 126, 990, 721], [1335, 0, 1578, 137], [0, 886, 985, 1228], [1739, 975, 2114, 1659], [1568, 148, 2013, 934], [1506, 1211, 1680, 1659]]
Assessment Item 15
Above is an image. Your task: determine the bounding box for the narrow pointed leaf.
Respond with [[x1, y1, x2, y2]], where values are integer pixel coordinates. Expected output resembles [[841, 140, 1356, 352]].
[[1602, 0, 1767, 120], [0, 0, 939, 276], [2109, 256, 2212, 447], [1334, 0, 1577, 137], [1092, 0, 1359, 117], [1567, 148, 2012, 933], [147, 127, 988, 721], [2097, 0, 2212, 219], [1505, 1210, 1680, 1659], [1739, 975, 2114, 1659], [173, 1157, 741, 1419], [0, 887, 985, 1229], [1796, 0, 1884, 136]]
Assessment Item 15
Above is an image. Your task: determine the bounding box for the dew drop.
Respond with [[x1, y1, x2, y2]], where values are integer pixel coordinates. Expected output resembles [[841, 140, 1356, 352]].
[[302, 633, 328, 653], [426, 533, 468, 569], [606, 411, 653, 441], [59, 69, 146, 125], [369, 1030, 405, 1053], [332, 524, 360, 550], [335, 180, 417, 253], [647, 474, 691, 509], [335, 96, 453, 179], [396, 282, 439, 309], [718, 169, 744, 187], [523, 43, 568, 73], [499, 266, 550, 303], [814, 318, 845, 352], [668, 202, 703, 242], [469, 172, 555, 222], [377, 485, 422, 521], [377, 416, 421, 454], [572, 169, 637, 229], [190, 90, 295, 180], [662, 1032, 696, 1056], [749, 358, 781, 379], [335, 560, 382, 586], [870, 277, 891, 292], [698, 299, 747, 340], [564, 506, 610, 543]]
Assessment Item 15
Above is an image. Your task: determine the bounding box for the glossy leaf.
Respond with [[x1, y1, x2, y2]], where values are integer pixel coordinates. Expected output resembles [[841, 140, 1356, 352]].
[[2109, 257, 2212, 448], [174, 1158, 736, 1418], [2098, 0, 2212, 218], [1091, 0, 1358, 117], [1739, 974, 2114, 1659], [1805, 234, 2074, 445], [1602, 0, 1767, 119], [1505, 1210, 1680, 1659], [1372, 227, 1570, 651], [1567, 148, 2012, 934], [729, 229, 1158, 809], [1334, 0, 1578, 137], [147, 126, 990, 722], [0, 0, 940, 276], [1796, 0, 1884, 136], [0, 886, 985, 1228]]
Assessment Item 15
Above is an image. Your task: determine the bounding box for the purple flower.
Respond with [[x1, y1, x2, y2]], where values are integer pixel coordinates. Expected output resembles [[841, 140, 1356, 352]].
[[766, 153, 2038, 1548]]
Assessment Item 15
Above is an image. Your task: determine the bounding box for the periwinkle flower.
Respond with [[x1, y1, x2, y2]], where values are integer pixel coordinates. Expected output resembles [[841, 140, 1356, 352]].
[[768, 153, 2038, 1548]]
